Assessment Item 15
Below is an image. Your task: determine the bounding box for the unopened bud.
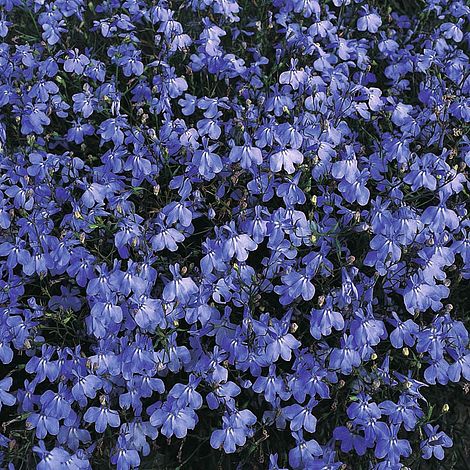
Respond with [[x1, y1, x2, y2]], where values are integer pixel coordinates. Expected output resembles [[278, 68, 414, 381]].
[[442, 404, 449, 413], [147, 128, 157, 140], [290, 322, 298, 334], [403, 347, 409, 356]]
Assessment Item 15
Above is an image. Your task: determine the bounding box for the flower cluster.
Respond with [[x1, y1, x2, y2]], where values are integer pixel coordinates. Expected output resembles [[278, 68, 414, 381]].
[[0, 0, 469, 468]]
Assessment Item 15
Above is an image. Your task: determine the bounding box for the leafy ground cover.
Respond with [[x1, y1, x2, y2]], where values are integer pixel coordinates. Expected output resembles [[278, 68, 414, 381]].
[[0, 0, 469, 468]]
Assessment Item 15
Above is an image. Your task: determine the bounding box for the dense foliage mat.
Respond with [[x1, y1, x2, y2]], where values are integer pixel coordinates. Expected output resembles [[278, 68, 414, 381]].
[[0, 0, 469, 468]]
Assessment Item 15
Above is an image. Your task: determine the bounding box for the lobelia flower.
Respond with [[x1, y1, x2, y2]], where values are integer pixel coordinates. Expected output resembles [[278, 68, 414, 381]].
[[283, 398, 318, 433], [192, 138, 223, 180], [264, 314, 301, 362], [163, 263, 198, 305], [374, 424, 412, 462], [64, 49, 90, 74], [221, 222, 257, 262], [333, 425, 368, 456], [329, 335, 362, 375], [357, 7, 382, 33], [288, 430, 323, 469], [309, 296, 344, 339], [149, 399, 197, 439], [379, 395, 423, 431], [110, 435, 141, 470], [279, 59, 307, 90], [27, 411, 60, 439], [420, 424, 453, 460], [0, 377, 15, 411], [229, 133, 263, 169], [268, 453, 288, 470], [270, 146, 304, 174], [83, 404, 121, 433], [388, 312, 418, 349], [210, 414, 250, 454], [33, 441, 73, 470], [57, 416, 91, 452], [338, 169, 371, 206]]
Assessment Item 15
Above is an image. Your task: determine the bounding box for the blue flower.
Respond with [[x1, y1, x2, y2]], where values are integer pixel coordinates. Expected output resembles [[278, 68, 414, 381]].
[[310, 296, 344, 339], [329, 335, 361, 375], [288, 431, 323, 469], [110, 436, 141, 470], [149, 400, 197, 439], [374, 425, 412, 462], [210, 415, 248, 454], [420, 424, 453, 460], [270, 147, 304, 174], [64, 49, 90, 75], [83, 405, 121, 433], [0, 378, 15, 411]]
